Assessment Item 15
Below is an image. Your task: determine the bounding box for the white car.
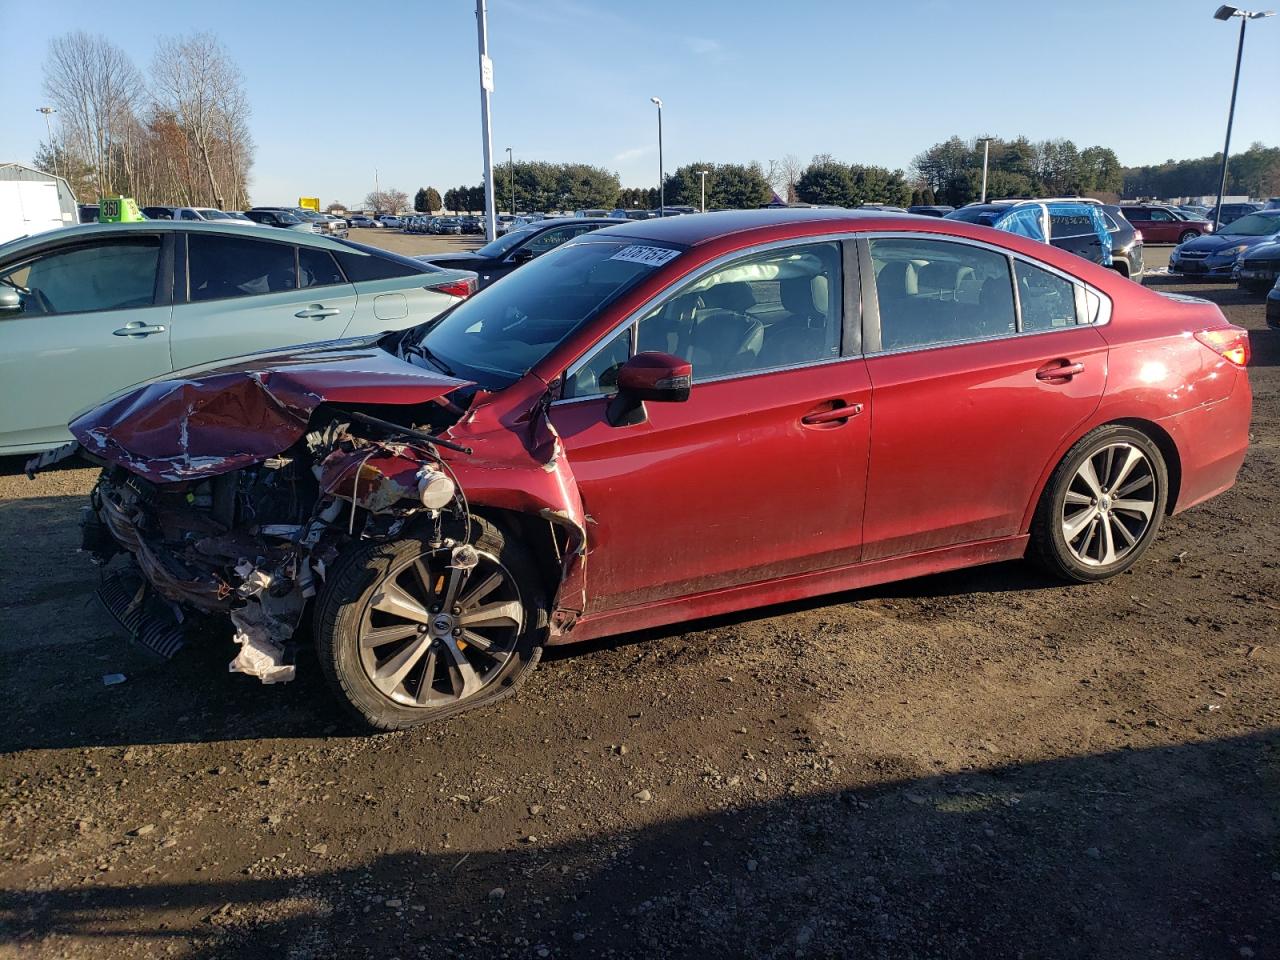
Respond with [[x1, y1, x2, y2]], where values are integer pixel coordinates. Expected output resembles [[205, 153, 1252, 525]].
[[377, 215, 402, 229]]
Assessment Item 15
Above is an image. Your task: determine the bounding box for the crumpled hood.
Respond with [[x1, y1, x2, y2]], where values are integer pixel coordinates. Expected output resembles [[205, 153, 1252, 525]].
[[71, 339, 470, 483]]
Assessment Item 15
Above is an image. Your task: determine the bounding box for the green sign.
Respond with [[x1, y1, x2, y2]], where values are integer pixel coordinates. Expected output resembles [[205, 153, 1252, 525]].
[[98, 196, 144, 223]]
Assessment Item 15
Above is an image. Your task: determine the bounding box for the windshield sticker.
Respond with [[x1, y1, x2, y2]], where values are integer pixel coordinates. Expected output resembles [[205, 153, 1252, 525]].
[[609, 245, 681, 267]]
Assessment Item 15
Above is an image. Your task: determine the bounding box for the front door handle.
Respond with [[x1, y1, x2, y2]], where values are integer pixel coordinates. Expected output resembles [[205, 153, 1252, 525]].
[[295, 306, 341, 319], [112, 322, 166, 337], [1036, 360, 1086, 382], [801, 402, 864, 425]]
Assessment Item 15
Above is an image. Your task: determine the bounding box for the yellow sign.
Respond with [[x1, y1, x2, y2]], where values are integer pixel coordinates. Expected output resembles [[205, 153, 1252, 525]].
[[298, 196, 320, 212]]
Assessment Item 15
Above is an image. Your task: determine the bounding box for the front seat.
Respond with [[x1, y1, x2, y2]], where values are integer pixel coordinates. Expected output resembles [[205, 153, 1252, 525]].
[[765, 276, 833, 366]]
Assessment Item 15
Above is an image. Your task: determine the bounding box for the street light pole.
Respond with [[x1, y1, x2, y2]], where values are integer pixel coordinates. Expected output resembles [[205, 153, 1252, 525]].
[[506, 147, 514, 214], [476, 0, 497, 241], [977, 136, 995, 203], [650, 97, 664, 216], [698, 169, 709, 213], [37, 107, 58, 180], [1210, 6, 1273, 233]]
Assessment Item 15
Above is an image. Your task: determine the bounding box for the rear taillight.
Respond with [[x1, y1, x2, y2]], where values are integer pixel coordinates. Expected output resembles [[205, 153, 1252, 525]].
[[1195, 326, 1250, 367], [1134, 230, 1143, 243], [432, 277, 477, 299]]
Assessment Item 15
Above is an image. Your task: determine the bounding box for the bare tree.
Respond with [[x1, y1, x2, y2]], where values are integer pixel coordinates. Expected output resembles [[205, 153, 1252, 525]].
[[151, 32, 249, 207], [366, 189, 408, 215], [43, 31, 143, 196], [779, 153, 803, 203]]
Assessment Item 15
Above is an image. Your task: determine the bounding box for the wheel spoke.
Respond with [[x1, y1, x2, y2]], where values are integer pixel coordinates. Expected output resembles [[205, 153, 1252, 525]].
[[458, 571, 503, 610], [360, 622, 421, 649], [1080, 515, 1100, 560], [370, 580, 431, 624], [1077, 458, 1104, 497], [1116, 473, 1153, 498], [1099, 514, 1118, 565], [1064, 490, 1093, 507], [410, 558, 437, 602], [1063, 506, 1099, 542], [372, 636, 431, 694], [1111, 498, 1153, 520], [1111, 515, 1138, 548], [1111, 446, 1145, 490], [415, 647, 439, 705], [439, 635, 484, 698], [439, 564, 469, 613], [458, 599, 523, 630]]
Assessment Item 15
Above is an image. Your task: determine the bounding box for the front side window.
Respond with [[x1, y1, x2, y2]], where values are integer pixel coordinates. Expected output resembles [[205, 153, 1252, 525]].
[[0, 237, 160, 316], [188, 234, 296, 301], [870, 237, 1014, 350], [563, 241, 842, 398], [526, 226, 594, 256]]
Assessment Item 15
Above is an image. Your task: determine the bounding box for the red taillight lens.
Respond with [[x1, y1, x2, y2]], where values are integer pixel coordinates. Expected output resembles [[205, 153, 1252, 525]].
[[431, 277, 476, 299], [1134, 230, 1143, 243], [1195, 326, 1250, 367]]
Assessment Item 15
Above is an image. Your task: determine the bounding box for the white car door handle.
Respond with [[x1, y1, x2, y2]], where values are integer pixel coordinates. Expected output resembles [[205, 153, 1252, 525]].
[[112, 322, 166, 337], [295, 306, 341, 319]]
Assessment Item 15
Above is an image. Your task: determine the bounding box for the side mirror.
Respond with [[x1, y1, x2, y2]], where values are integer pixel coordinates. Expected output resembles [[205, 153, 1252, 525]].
[[0, 288, 22, 315], [509, 248, 535, 264], [607, 351, 692, 427]]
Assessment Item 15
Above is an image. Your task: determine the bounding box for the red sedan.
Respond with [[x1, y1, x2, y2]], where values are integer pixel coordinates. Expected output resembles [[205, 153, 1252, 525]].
[[40, 210, 1252, 730]]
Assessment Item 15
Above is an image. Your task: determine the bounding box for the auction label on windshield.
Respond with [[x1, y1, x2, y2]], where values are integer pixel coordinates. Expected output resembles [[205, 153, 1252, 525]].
[[609, 245, 681, 267]]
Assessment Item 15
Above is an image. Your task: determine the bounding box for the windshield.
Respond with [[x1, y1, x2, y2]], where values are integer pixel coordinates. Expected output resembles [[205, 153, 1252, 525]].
[[946, 207, 1001, 226], [410, 237, 683, 388], [475, 226, 537, 258], [276, 211, 302, 224], [1223, 213, 1280, 236], [197, 209, 232, 219]]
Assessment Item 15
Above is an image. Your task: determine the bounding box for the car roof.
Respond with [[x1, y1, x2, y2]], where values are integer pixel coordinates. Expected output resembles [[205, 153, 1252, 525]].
[[589, 208, 890, 246], [0, 219, 350, 254]]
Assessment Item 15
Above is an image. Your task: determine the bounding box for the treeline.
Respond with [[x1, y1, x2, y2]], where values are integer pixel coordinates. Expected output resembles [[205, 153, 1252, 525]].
[[36, 30, 254, 210], [1122, 143, 1280, 199], [912, 136, 1123, 207]]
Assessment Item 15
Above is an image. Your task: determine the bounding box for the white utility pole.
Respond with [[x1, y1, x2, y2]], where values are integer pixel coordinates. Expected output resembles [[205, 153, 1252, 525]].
[[476, 0, 497, 241], [977, 137, 995, 203], [698, 169, 709, 213], [37, 107, 58, 180]]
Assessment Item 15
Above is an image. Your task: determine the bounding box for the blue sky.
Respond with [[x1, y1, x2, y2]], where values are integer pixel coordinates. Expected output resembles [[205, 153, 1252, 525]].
[[2, 0, 1277, 207]]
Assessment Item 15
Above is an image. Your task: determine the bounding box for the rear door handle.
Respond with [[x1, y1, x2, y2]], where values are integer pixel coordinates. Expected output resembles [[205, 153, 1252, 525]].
[[112, 322, 166, 337], [1036, 360, 1085, 381], [801, 402, 864, 425], [295, 306, 341, 319]]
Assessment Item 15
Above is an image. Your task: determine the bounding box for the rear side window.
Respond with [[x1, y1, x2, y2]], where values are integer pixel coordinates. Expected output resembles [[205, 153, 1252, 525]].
[[1016, 261, 1077, 332], [332, 249, 424, 282], [188, 234, 297, 301], [1, 237, 161, 316], [299, 247, 346, 288], [870, 238, 1015, 350], [1049, 213, 1095, 239], [1122, 208, 1150, 221]]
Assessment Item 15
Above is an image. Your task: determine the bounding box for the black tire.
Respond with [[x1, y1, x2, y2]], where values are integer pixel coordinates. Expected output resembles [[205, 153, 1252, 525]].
[[1178, 230, 1198, 245], [314, 517, 547, 731], [1030, 424, 1168, 583]]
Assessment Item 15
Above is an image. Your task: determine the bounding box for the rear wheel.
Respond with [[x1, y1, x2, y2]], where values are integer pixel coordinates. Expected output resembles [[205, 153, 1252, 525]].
[[1030, 425, 1168, 582], [315, 518, 546, 731], [1178, 230, 1199, 245]]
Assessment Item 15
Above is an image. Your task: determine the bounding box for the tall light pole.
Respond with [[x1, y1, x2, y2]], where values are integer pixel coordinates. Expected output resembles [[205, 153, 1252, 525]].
[[650, 96, 664, 216], [976, 136, 995, 203], [698, 169, 709, 213], [1210, 5, 1273, 232], [37, 107, 58, 179], [505, 146, 514, 214], [476, 0, 497, 240]]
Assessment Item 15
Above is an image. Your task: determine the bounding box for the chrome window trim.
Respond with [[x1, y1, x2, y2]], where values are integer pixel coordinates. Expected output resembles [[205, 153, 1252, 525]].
[[556, 232, 855, 404], [859, 231, 1112, 359]]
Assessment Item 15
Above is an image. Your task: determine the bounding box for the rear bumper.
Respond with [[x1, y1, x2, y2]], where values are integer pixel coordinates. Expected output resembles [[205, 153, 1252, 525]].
[[1159, 371, 1252, 513]]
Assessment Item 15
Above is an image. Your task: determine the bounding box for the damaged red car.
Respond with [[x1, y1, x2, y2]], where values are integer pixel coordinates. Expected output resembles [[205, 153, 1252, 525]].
[[32, 209, 1252, 730]]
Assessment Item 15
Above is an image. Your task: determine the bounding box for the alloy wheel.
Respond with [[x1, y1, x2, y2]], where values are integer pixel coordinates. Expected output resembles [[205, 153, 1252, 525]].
[[357, 549, 524, 707], [1060, 442, 1157, 567]]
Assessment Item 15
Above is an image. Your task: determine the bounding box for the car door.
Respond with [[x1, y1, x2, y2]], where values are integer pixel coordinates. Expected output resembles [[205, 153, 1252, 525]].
[[0, 232, 173, 452], [860, 235, 1108, 561], [169, 232, 357, 370], [1145, 208, 1177, 243], [549, 238, 872, 614]]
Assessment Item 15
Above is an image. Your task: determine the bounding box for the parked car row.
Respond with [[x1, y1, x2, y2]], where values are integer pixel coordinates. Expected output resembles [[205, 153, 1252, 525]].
[[1168, 209, 1280, 287]]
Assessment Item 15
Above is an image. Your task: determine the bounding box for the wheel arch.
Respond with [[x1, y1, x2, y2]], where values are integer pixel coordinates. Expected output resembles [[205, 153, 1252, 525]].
[[1023, 416, 1183, 532], [467, 505, 566, 616]]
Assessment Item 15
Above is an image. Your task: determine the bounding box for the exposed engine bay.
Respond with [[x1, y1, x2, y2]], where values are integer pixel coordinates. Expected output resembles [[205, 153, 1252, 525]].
[[82, 409, 474, 682]]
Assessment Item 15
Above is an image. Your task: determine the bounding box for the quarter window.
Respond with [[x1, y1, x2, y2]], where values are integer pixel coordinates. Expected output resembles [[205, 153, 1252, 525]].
[[188, 234, 297, 301], [870, 238, 1015, 350], [1016, 261, 1077, 331], [0, 237, 161, 317]]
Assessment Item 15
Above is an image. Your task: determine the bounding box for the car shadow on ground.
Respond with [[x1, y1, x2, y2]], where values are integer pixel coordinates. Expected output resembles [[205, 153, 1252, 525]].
[[1, 731, 1275, 958]]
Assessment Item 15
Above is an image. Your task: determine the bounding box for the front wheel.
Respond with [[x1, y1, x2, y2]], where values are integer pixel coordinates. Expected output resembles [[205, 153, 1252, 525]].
[[314, 518, 547, 731], [1030, 425, 1168, 583]]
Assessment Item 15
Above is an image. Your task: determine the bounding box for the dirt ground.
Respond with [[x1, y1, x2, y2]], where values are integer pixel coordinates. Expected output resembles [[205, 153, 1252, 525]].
[[0, 245, 1277, 960]]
